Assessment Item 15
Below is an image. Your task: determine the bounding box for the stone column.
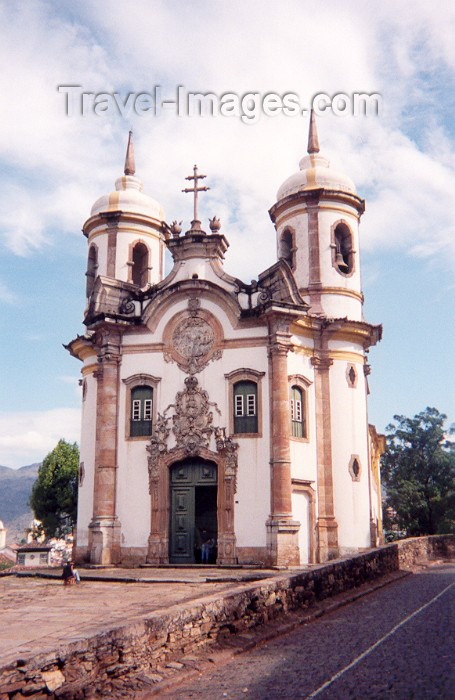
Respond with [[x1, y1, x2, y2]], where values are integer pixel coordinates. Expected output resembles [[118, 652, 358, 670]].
[[311, 351, 338, 561], [267, 325, 300, 566], [306, 198, 324, 315], [88, 327, 122, 564]]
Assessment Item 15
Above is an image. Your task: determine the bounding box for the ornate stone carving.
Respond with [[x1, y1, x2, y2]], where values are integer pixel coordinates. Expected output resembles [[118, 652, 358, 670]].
[[164, 301, 223, 374], [146, 414, 171, 490], [146, 377, 238, 494], [172, 316, 215, 370], [172, 376, 214, 454]]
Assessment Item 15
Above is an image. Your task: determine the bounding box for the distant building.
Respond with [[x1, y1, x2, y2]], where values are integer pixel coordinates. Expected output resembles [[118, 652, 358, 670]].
[[16, 544, 52, 567], [68, 115, 385, 567]]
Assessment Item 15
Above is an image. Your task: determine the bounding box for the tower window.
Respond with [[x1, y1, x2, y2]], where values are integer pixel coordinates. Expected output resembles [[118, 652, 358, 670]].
[[131, 242, 149, 287], [130, 385, 153, 437], [86, 245, 98, 297], [290, 385, 306, 438], [280, 229, 295, 268], [233, 380, 258, 433], [333, 223, 354, 275]]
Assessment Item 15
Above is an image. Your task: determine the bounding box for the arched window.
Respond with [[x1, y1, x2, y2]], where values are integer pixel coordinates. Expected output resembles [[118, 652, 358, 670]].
[[233, 380, 258, 434], [333, 223, 353, 275], [130, 385, 153, 437], [290, 385, 306, 438], [86, 245, 98, 297], [131, 242, 149, 287], [280, 229, 295, 268]]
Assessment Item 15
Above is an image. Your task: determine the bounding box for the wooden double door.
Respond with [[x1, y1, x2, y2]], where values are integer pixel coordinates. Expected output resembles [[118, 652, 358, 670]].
[[169, 457, 218, 564]]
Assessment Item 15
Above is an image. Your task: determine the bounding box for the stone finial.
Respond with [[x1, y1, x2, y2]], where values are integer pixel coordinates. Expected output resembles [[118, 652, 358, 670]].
[[124, 129, 136, 176], [209, 216, 221, 233], [170, 220, 183, 237], [307, 109, 320, 154]]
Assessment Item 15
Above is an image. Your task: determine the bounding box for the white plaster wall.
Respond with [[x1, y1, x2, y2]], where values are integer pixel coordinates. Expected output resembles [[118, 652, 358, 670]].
[[116, 322, 271, 549], [291, 490, 310, 564], [329, 356, 371, 551], [76, 370, 97, 547]]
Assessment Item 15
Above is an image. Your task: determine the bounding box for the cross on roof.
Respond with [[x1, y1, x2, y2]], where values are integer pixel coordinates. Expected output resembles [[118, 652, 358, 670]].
[[182, 164, 210, 227]]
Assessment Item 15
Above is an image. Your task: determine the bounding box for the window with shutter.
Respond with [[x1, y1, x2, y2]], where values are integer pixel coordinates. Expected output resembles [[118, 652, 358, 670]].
[[130, 386, 153, 436], [290, 385, 306, 438], [233, 380, 258, 433]]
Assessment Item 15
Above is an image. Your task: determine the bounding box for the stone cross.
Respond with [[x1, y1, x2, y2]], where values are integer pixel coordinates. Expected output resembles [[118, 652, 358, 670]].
[[182, 164, 210, 226]]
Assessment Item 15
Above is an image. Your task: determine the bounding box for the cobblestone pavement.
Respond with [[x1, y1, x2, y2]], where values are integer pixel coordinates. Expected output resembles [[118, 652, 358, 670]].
[[154, 564, 455, 700], [0, 567, 277, 668]]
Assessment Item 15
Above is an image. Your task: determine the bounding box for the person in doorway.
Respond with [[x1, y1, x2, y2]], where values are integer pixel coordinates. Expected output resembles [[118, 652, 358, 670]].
[[201, 530, 214, 564]]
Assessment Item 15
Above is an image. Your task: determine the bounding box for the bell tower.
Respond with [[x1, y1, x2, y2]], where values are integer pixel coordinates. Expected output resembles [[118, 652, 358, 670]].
[[82, 131, 166, 302], [269, 112, 365, 321]]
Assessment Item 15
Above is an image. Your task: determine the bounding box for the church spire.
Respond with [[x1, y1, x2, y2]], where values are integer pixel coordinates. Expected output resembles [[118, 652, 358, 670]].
[[307, 109, 320, 154], [124, 129, 136, 176]]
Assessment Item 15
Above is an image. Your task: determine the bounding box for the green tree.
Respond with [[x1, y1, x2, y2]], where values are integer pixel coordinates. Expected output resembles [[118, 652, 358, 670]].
[[381, 407, 454, 536], [30, 439, 79, 538]]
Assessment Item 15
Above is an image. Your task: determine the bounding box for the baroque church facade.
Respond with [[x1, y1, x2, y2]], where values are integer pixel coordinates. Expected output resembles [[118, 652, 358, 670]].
[[68, 114, 384, 567]]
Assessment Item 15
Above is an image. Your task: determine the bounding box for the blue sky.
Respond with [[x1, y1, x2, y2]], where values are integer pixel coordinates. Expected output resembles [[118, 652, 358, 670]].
[[0, 0, 454, 467]]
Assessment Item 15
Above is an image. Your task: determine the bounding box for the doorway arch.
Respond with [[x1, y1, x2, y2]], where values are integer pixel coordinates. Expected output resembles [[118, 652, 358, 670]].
[[169, 457, 218, 564]]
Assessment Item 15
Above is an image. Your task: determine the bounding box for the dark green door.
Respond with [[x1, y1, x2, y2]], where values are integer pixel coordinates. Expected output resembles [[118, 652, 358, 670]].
[[170, 458, 217, 564]]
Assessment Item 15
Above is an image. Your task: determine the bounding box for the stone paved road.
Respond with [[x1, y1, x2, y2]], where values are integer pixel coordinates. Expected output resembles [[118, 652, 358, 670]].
[[155, 564, 454, 699]]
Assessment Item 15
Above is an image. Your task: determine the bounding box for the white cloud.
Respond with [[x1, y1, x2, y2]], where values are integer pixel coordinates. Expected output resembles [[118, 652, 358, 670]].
[[0, 280, 16, 304], [0, 0, 454, 278], [0, 408, 81, 469]]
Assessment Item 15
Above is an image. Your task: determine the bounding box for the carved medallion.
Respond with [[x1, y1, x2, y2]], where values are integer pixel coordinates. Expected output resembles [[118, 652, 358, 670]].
[[172, 317, 215, 362], [164, 301, 223, 374]]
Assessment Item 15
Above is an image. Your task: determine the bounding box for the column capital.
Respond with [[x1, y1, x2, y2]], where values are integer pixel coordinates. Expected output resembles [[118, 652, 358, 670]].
[[311, 355, 333, 370]]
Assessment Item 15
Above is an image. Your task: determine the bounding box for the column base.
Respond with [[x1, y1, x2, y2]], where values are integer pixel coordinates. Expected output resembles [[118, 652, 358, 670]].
[[88, 516, 122, 565], [316, 516, 338, 562], [267, 517, 301, 566], [217, 533, 237, 565], [146, 534, 168, 564]]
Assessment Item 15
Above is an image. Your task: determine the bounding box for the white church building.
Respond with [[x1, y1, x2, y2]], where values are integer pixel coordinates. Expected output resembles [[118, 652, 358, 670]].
[[67, 114, 384, 567]]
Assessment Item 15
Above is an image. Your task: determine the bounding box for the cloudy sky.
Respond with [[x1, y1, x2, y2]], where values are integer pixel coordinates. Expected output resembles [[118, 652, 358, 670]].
[[0, 0, 454, 468]]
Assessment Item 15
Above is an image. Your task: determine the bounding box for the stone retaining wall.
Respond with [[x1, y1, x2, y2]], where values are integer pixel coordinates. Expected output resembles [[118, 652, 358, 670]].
[[1, 534, 453, 699]]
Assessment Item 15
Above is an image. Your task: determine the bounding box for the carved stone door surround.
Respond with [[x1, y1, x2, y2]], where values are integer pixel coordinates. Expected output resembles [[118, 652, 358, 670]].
[[146, 376, 238, 564]]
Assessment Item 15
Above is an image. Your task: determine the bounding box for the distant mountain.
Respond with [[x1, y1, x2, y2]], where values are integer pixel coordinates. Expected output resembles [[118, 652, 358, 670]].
[[0, 463, 40, 543]]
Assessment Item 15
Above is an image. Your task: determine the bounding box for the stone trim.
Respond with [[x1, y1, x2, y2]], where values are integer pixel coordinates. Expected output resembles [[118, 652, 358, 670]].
[[299, 286, 364, 303], [311, 341, 338, 562]]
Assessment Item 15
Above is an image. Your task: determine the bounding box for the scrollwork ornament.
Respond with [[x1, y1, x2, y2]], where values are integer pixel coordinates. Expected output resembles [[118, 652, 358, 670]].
[[119, 296, 135, 315]]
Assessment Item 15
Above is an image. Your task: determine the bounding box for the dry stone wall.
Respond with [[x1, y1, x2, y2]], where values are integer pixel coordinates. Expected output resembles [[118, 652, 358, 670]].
[[0, 535, 453, 699]]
